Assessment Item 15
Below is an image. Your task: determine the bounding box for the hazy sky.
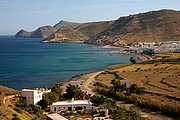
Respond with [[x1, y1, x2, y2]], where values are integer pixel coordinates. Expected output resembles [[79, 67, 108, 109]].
[[0, 0, 179, 35]]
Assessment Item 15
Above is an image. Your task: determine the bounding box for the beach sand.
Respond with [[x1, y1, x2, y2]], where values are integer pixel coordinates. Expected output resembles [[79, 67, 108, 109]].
[[61, 53, 149, 95], [61, 71, 102, 95]]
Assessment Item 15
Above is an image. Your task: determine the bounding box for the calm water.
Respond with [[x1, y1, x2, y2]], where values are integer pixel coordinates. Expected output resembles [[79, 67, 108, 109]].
[[0, 36, 131, 90]]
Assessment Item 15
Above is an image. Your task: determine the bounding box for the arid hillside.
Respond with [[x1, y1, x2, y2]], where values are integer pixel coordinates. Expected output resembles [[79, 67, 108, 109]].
[[43, 25, 88, 43], [95, 53, 180, 107], [43, 20, 114, 43], [86, 10, 180, 46]]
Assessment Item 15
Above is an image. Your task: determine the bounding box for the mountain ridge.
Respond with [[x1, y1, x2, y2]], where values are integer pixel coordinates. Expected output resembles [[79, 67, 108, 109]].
[[15, 9, 180, 45], [85, 9, 180, 46]]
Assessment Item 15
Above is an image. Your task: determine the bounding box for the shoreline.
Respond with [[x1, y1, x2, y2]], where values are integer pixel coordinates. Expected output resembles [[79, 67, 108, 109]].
[[61, 52, 150, 94]]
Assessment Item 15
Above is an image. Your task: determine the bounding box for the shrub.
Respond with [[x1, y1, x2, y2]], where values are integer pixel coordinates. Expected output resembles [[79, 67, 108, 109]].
[[95, 82, 108, 88], [11, 116, 21, 120], [12, 114, 18, 117], [13, 107, 22, 113]]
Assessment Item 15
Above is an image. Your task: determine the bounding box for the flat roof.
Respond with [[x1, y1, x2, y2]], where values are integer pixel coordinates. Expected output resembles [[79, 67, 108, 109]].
[[21, 89, 35, 92], [52, 100, 92, 106], [21, 88, 50, 92], [47, 113, 68, 120]]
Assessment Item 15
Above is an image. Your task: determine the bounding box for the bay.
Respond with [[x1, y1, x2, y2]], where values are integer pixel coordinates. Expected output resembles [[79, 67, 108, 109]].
[[0, 36, 131, 90]]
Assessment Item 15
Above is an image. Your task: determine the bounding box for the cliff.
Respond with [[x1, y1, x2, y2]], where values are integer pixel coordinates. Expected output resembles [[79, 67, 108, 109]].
[[43, 20, 114, 43], [15, 29, 32, 37], [86, 10, 180, 46], [30, 26, 56, 38], [42, 25, 88, 43]]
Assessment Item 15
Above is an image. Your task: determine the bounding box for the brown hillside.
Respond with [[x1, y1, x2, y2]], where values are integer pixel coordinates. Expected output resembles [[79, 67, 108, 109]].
[[43, 21, 114, 43], [86, 10, 180, 46], [75, 21, 114, 37], [43, 25, 88, 43], [31, 26, 57, 38]]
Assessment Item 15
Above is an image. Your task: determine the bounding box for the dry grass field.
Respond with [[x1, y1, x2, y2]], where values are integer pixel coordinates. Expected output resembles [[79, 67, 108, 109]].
[[95, 53, 180, 107], [0, 85, 37, 120]]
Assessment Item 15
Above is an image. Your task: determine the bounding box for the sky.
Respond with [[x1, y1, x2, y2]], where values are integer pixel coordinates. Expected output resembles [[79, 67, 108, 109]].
[[0, 0, 179, 35]]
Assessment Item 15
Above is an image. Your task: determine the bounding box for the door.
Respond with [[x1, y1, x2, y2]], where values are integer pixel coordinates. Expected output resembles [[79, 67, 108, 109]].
[[68, 107, 72, 111]]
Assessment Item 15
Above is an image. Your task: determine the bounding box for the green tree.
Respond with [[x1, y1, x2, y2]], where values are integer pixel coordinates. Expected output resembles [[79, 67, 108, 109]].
[[16, 99, 28, 109], [111, 79, 126, 92], [51, 83, 63, 97], [90, 95, 105, 106], [130, 84, 138, 93], [129, 57, 136, 64], [66, 84, 82, 99], [38, 99, 48, 109], [43, 92, 59, 105]]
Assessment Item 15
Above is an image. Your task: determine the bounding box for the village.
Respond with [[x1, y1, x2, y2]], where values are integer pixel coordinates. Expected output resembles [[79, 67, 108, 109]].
[[104, 41, 180, 55]]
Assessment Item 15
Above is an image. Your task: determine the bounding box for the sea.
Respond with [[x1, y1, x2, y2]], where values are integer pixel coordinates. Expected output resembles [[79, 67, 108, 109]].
[[0, 36, 131, 90]]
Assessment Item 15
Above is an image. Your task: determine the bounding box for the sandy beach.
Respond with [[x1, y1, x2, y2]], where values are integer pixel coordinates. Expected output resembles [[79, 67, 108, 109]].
[[61, 71, 102, 95]]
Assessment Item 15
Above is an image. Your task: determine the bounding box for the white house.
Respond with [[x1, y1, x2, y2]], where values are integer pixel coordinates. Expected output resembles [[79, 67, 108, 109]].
[[20, 88, 51, 105], [50, 99, 96, 112]]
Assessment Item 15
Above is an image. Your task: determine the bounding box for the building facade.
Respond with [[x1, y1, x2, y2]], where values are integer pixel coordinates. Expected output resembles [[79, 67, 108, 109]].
[[50, 99, 96, 112], [20, 88, 51, 105]]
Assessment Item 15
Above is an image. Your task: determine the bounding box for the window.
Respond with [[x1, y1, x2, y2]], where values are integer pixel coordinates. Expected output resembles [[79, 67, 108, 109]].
[[84, 106, 86, 109]]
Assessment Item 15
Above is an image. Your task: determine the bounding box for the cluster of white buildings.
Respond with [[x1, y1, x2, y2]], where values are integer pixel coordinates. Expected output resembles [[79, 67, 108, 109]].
[[20, 88, 51, 105], [20, 88, 96, 113], [127, 41, 180, 53]]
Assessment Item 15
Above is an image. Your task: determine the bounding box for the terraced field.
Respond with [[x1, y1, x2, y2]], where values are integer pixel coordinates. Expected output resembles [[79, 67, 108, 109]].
[[95, 53, 180, 107]]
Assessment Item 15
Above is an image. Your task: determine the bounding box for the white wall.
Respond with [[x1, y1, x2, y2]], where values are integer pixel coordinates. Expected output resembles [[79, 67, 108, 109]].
[[21, 89, 51, 105], [50, 104, 96, 112], [21, 91, 34, 104]]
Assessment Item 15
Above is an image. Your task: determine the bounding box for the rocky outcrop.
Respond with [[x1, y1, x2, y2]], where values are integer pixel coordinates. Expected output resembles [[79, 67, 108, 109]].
[[53, 20, 81, 30], [30, 26, 57, 38], [43, 20, 114, 43], [42, 25, 88, 43], [15, 29, 32, 37], [85, 10, 180, 46]]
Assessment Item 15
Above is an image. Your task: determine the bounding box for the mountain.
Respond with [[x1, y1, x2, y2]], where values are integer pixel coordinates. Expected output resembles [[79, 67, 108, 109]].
[[42, 25, 88, 43], [75, 21, 114, 38], [85, 10, 180, 46], [15, 29, 32, 37], [30, 26, 57, 38], [43, 20, 114, 43], [53, 20, 81, 30], [15, 26, 56, 38]]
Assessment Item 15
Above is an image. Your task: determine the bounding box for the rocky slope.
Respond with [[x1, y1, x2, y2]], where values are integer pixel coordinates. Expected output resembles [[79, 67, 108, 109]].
[[15, 26, 56, 38], [43, 20, 114, 43], [30, 26, 56, 38], [86, 10, 180, 46], [53, 20, 81, 30], [43, 25, 88, 43], [15, 29, 32, 37], [15, 21, 81, 38]]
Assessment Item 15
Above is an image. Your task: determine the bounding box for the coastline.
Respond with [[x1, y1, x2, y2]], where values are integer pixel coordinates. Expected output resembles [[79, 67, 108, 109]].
[[61, 51, 149, 94]]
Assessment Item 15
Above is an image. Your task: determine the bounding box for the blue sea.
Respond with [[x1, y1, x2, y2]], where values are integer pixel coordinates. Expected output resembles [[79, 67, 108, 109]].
[[0, 36, 131, 90]]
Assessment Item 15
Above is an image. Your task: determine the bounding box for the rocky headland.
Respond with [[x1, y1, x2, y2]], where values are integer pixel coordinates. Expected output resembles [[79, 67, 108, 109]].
[[15, 9, 180, 46]]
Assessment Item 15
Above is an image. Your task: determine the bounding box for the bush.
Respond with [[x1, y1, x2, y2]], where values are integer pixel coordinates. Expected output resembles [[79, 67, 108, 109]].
[[13, 107, 22, 113], [11, 116, 21, 120], [129, 57, 136, 64], [95, 82, 108, 88], [12, 114, 18, 117]]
